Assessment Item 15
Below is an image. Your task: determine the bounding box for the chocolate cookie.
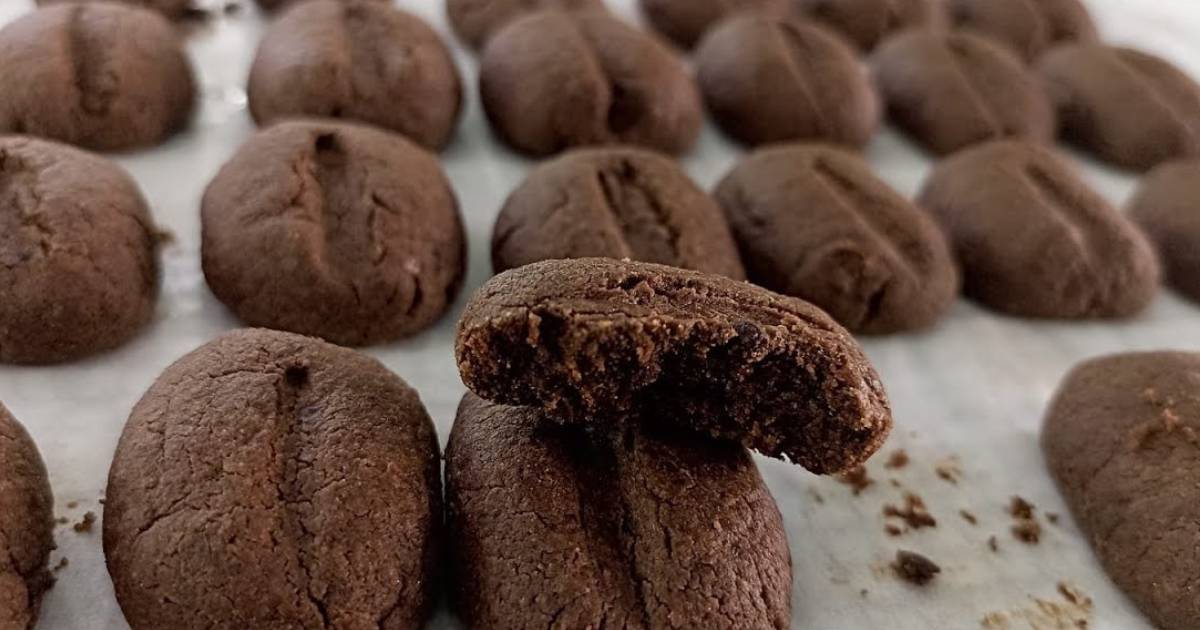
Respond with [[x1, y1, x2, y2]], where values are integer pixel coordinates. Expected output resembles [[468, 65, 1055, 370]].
[[0, 405, 55, 630], [479, 10, 703, 156], [446, 394, 793, 629], [36, 0, 195, 19], [639, 0, 785, 49], [695, 15, 879, 148], [0, 137, 161, 364], [255, 0, 386, 11], [1128, 160, 1200, 303], [491, 147, 746, 279], [201, 121, 466, 346], [871, 31, 1055, 155], [247, 0, 462, 152], [946, 0, 1097, 62], [1042, 352, 1200, 630], [0, 4, 195, 151], [448, 0, 604, 50], [1037, 44, 1200, 171], [104, 328, 443, 630], [917, 140, 1159, 318], [715, 144, 958, 334], [455, 257, 892, 473], [795, 0, 945, 51]]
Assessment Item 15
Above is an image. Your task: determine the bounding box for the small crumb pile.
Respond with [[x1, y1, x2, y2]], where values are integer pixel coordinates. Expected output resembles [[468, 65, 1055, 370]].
[[892, 550, 941, 586]]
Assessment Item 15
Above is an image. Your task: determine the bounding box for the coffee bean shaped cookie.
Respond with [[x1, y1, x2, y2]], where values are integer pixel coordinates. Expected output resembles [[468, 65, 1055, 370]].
[[946, 0, 1097, 62], [446, 394, 793, 629], [448, 0, 604, 50], [795, 0, 945, 51], [0, 405, 54, 630], [1038, 44, 1200, 172], [1042, 352, 1200, 630], [248, 0, 462, 152], [456, 258, 892, 473], [0, 137, 161, 364], [639, 0, 786, 49], [918, 140, 1160, 318], [1128, 160, 1200, 303], [871, 31, 1055, 155], [255, 0, 387, 11], [201, 121, 466, 346], [696, 16, 879, 148], [36, 0, 195, 19], [479, 10, 703, 156], [104, 328, 443, 630], [0, 4, 195, 151], [716, 144, 958, 334], [492, 147, 746, 279]]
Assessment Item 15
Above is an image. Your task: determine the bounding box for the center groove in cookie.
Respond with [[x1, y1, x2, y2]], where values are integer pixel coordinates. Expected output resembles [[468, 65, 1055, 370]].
[[944, 37, 1005, 136], [66, 6, 117, 117], [775, 22, 831, 137], [1113, 50, 1198, 141], [0, 151, 51, 265], [593, 160, 681, 266]]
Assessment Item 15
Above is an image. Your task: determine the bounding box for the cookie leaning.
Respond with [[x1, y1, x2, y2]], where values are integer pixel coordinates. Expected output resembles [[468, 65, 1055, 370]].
[[455, 258, 892, 474], [0, 404, 55, 630], [104, 328, 443, 630]]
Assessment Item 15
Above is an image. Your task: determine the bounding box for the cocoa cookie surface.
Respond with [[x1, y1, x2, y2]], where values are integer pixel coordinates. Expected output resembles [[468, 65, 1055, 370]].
[[254, 0, 387, 11], [448, 0, 604, 49], [446, 394, 793, 629], [946, 0, 1096, 62], [1042, 352, 1200, 630], [0, 136, 161, 364], [479, 10, 703, 156], [695, 15, 879, 148], [104, 328, 443, 630], [1128, 160, 1200, 303], [0, 4, 195, 151], [201, 120, 466, 346], [455, 257, 892, 474], [795, 0, 945, 51], [871, 31, 1054, 155], [1038, 44, 1200, 171], [248, 0, 462, 152], [639, 0, 785, 49], [36, 0, 195, 19], [0, 405, 55, 630], [918, 140, 1159, 318], [491, 147, 745, 279], [715, 144, 958, 334]]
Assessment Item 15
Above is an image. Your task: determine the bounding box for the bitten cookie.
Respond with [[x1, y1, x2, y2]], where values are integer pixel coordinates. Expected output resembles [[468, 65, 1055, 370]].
[[871, 31, 1054, 155], [201, 121, 466, 346], [446, 394, 793, 629], [36, 0, 195, 19], [455, 258, 892, 474], [695, 15, 879, 148], [715, 144, 958, 334], [918, 140, 1159, 318], [479, 10, 703, 156], [247, 0, 463, 152], [0, 405, 55, 630], [1038, 44, 1200, 171], [491, 147, 746, 279], [1128, 160, 1200, 303], [0, 137, 161, 364], [1042, 352, 1200, 630], [795, 0, 945, 51], [0, 4, 195, 151], [638, 0, 785, 49], [946, 0, 1097, 62], [448, 0, 604, 50], [104, 329, 443, 630]]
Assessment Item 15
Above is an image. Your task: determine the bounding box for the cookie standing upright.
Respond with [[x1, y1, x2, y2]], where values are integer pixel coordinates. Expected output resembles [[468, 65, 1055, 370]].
[[638, 0, 786, 49], [0, 405, 55, 630], [946, 0, 1097, 62], [1128, 160, 1200, 303], [794, 0, 945, 51], [447, 0, 604, 49]]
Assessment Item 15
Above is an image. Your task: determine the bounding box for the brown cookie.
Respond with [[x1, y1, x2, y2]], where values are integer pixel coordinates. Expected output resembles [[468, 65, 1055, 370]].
[[455, 257, 892, 473], [247, 0, 463, 152], [104, 328, 443, 630], [715, 144, 958, 334], [695, 15, 879, 148], [795, 0, 946, 51], [254, 0, 387, 11], [638, 0, 786, 49], [0, 4, 195, 151], [1042, 352, 1200, 630], [446, 394, 793, 629], [36, 0, 195, 19], [479, 10, 703, 156], [0, 404, 55, 630], [447, 0, 604, 50], [917, 140, 1160, 318], [1128, 160, 1200, 303], [0, 137, 161, 364], [201, 120, 466, 346], [1037, 44, 1200, 171], [946, 0, 1097, 62], [491, 147, 746, 279], [871, 30, 1055, 155]]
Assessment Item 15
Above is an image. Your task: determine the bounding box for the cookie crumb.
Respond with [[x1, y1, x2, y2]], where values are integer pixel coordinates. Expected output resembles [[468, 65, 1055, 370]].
[[885, 524, 903, 537], [1047, 512, 1060, 525], [1009, 496, 1035, 519], [73, 512, 96, 533], [859, 588, 869, 598], [1057, 582, 1092, 609], [892, 550, 940, 586], [935, 457, 962, 484], [960, 510, 978, 525], [1012, 520, 1041, 544], [808, 488, 825, 504], [981, 611, 1009, 628], [839, 465, 873, 495], [56, 517, 68, 526], [52, 557, 69, 573], [889, 478, 902, 488], [988, 536, 999, 552], [66, 501, 78, 509], [883, 492, 937, 531], [885, 449, 909, 469]]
